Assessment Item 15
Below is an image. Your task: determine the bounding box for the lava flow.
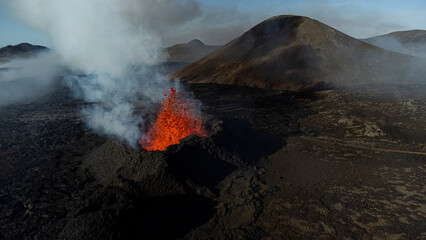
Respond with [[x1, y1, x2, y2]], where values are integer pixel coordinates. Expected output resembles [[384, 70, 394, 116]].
[[140, 87, 207, 151]]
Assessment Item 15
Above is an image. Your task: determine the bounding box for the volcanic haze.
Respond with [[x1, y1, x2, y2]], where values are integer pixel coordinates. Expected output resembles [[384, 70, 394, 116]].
[[165, 39, 220, 63], [363, 30, 426, 58]]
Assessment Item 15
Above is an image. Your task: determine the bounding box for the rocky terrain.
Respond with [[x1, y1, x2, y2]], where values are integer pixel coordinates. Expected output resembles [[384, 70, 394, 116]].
[[0, 81, 424, 239]]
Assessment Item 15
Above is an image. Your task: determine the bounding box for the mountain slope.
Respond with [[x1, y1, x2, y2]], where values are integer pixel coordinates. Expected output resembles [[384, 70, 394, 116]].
[[363, 30, 426, 57], [165, 39, 220, 63], [0, 43, 48, 60], [170, 15, 425, 91]]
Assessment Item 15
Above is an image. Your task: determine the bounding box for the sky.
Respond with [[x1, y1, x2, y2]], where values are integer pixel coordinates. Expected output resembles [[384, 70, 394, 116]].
[[1, 0, 426, 48]]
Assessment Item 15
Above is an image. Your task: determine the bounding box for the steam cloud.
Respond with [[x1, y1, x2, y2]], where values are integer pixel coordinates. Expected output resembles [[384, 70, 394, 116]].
[[7, 0, 179, 147], [0, 52, 62, 106]]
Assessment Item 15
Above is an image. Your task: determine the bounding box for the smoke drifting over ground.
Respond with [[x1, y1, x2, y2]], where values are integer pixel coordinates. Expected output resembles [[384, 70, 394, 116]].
[[0, 52, 62, 106], [364, 36, 426, 58], [7, 0, 181, 147]]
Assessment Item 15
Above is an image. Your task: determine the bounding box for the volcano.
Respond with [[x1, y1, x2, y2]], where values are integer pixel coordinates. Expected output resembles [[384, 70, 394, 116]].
[[170, 15, 426, 91]]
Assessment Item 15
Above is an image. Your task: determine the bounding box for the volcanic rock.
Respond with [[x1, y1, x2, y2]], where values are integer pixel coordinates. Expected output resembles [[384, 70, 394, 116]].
[[170, 15, 426, 91], [67, 115, 285, 239], [1, 82, 425, 239]]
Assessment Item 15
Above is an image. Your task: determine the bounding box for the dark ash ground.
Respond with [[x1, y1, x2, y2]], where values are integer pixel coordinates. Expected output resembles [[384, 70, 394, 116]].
[[0, 83, 425, 239]]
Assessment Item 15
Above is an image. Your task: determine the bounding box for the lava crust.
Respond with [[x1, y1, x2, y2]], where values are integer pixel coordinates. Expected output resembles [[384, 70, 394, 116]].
[[0, 83, 425, 239]]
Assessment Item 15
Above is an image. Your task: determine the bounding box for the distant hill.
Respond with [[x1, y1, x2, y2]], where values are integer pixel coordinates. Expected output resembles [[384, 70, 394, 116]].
[[0, 43, 48, 62], [171, 15, 425, 91], [363, 30, 426, 58], [165, 39, 220, 63]]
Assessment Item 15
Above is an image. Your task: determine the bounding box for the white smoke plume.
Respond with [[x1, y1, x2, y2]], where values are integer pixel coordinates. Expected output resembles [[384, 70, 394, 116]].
[[0, 52, 62, 106], [6, 0, 176, 147]]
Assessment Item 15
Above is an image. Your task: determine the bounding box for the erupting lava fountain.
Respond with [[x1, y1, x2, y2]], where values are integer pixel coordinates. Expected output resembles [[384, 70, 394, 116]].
[[140, 87, 207, 151]]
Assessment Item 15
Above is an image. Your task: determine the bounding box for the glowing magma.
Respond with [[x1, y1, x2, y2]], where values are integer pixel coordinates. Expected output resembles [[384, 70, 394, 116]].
[[140, 87, 207, 151]]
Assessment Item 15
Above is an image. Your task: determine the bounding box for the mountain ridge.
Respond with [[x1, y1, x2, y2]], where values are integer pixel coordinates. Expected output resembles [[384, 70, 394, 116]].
[[165, 39, 220, 63], [170, 15, 425, 91], [0, 43, 48, 59], [362, 30, 426, 57]]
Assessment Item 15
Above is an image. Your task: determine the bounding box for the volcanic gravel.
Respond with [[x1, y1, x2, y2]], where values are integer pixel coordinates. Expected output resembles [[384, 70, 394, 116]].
[[0, 83, 425, 239]]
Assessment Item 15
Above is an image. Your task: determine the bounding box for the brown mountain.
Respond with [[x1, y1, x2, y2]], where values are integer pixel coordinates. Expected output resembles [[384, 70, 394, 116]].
[[165, 39, 220, 63], [363, 30, 426, 57], [170, 15, 425, 91], [0, 43, 48, 60]]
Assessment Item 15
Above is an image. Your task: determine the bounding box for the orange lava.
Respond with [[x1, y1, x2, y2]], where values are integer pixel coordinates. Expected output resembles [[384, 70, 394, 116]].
[[140, 87, 207, 151]]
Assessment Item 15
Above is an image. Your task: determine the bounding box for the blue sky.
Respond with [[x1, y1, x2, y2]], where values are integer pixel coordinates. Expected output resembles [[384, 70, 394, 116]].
[[1, 0, 426, 47], [0, 7, 52, 47]]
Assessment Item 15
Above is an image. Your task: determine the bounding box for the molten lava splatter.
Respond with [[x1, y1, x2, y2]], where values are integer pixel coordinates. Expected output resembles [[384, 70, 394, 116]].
[[140, 87, 207, 151]]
